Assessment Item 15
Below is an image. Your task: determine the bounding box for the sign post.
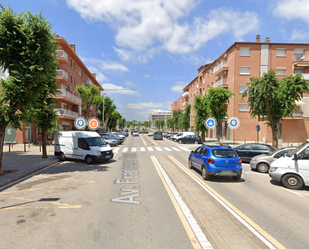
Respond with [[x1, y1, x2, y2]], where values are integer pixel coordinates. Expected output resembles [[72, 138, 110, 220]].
[[256, 125, 261, 143]]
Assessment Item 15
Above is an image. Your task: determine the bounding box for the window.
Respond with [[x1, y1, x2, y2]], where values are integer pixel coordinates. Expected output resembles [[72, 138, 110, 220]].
[[239, 104, 249, 112], [71, 59, 75, 69], [276, 68, 286, 76], [276, 49, 286, 57], [239, 67, 250, 75], [294, 68, 303, 74], [240, 47, 250, 56], [71, 75, 75, 84], [78, 138, 90, 150], [79, 68, 83, 77], [239, 85, 248, 93]]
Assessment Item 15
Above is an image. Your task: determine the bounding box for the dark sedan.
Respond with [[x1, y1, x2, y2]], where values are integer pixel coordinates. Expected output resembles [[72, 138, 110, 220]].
[[178, 135, 202, 144], [234, 143, 276, 163]]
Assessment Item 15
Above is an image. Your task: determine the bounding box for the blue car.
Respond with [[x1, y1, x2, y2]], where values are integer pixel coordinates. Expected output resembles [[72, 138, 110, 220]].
[[188, 145, 242, 180]]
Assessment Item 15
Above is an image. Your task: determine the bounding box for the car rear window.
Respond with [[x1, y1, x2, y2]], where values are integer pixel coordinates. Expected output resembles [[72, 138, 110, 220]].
[[211, 149, 237, 158], [155, 132, 162, 135]]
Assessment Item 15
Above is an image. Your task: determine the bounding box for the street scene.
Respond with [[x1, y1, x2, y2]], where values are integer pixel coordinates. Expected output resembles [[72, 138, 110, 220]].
[[1, 0, 309, 249]]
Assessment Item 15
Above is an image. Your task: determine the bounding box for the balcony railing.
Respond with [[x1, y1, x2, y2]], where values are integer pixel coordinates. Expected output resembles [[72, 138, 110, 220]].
[[56, 50, 68, 63], [294, 73, 309, 81], [56, 69, 68, 81], [214, 60, 228, 76], [55, 108, 79, 118], [56, 87, 81, 105], [182, 91, 190, 98], [214, 78, 228, 88], [294, 54, 305, 62], [182, 101, 189, 107], [86, 76, 93, 85]]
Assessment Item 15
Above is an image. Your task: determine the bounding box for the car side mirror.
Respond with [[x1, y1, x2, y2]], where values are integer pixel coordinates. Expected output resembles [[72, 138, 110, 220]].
[[191, 150, 194, 154], [293, 154, 298, 161]]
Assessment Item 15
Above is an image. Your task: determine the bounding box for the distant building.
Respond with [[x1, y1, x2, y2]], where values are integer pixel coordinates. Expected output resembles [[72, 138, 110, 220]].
[[148, 109, 171, 129]]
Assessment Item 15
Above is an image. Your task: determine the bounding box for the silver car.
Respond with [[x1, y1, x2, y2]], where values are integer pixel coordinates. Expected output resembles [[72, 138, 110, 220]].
[[250, 147, 295, 173]]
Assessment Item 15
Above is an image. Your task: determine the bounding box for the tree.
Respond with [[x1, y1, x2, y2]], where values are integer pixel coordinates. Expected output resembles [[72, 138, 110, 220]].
[[207, 87, 233, 145], [93, 95, 116, 131], [0, 6, 58, 173], [194, 95, 209, 140], [155, 120, 164, 130], [243, 70, 309, 148], [172, 110, 182, 131], [166, 118, 175, 131], [179, 105, 191, 131], [76, 84, 100, 121], [108, 111, 121, 130]]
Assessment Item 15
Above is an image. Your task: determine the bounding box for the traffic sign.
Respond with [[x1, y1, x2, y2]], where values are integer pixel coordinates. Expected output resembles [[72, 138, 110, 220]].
[[88, 117, 100, 130], [74, 117, 86, 130], [256, 125, 261, 132], [228, 117, 240, 130], [205, 117, 216, 129]]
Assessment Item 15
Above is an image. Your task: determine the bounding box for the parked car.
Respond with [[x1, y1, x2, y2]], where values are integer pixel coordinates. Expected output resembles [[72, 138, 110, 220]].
[[269, 140, 309, 189], [101, 134, 118, 147], [234, 143, 276, 163], [119, 131, 129, 137], [132, 130, 139, 136], [188, 145, 242, 180], [174, 132, 195, 142], [178, 135, 202, 144], [148, 131, 154, 136], [131, 130, 138, 135], [153, 131, 163, 140], [166, 132, 178, 139], [112, 132, 126, 139], [250, 147, 295, 173], [105, 133, 124, 144]]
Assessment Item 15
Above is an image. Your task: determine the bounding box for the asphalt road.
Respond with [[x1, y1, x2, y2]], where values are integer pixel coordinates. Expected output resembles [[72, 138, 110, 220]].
[[1, 134, 309, 249]]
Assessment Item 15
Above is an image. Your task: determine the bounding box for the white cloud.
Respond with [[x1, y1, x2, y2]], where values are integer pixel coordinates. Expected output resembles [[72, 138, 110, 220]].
[[273, 0, 309, 22], [125, 81, 136, 87], [100, 60, 129, 72], [102, 83, 139, 95], [66, 1, 260, 62], [290, 29, 309, 41], [87, 66, 109, 82], [171, 81, 186, 93], [143, 74, 150, 78], [127, 102, 165, 110]]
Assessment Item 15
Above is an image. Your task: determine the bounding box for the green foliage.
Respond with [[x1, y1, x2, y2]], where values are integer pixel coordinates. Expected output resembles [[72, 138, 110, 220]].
[[166, 118, 175, 131], [193, 95, 209, 134], [76, 84, 100, 119], [155, 119, 165, 130], [108, 111, 122, 130], [93, 95, 116, 127]]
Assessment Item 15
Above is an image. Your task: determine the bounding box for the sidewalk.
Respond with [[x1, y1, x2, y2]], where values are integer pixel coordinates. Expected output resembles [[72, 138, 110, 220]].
[[0, 144, 59, 188]]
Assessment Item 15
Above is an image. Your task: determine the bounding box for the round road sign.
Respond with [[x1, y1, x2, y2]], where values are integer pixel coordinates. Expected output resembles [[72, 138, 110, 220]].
[[228, 117, 240, 130], [205, 117, 216, 129], [74, 117, 87, 130], [88, 117, 100, 130]]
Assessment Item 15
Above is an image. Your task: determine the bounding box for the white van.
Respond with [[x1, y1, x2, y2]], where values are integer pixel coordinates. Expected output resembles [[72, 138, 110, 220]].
[[174, 132, 195, 142], [269, 140, 309, 189], [54, 131, 113, 164]]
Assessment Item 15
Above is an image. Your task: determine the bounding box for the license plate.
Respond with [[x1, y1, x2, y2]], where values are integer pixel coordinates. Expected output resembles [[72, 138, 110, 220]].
[[220, 170, 234, 176], [105, 155, 112, 158]]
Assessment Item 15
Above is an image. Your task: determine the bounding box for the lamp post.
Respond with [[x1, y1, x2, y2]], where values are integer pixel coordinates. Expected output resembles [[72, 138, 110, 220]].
[[101, 92, 107, 132]]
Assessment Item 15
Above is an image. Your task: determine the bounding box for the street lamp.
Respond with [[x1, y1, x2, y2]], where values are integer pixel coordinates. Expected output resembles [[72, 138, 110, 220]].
[[101, 92, 107, 132]]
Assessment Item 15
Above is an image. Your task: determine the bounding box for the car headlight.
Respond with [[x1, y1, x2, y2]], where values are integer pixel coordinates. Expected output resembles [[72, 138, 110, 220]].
[[269, 167, 278, 173], [251, 158, 257, 161]]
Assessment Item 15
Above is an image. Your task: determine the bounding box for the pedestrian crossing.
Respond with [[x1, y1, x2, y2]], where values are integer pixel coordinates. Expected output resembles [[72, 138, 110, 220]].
[[113, 146, 191, 154]]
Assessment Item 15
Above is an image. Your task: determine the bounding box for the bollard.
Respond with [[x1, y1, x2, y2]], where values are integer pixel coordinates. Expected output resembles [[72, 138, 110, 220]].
[[8, 143, 10, 152], [40, 143, 41, 152], [28, 142, 30, 148], [24, 142, 26, 152]]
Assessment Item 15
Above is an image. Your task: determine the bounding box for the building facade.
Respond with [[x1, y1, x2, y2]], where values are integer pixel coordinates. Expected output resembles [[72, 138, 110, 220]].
[[176, 35, 309, 144], [3, 35, 103, 144], [148, 109, 172, 129]]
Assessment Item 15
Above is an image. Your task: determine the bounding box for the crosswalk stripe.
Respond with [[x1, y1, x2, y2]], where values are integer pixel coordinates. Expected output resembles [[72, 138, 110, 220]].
[[113, 148, 120, 153], [132, 147, 137, 152], [163, 147, 172, 151], [155, 147, 163, 151], [171, 147, 181, 151], [140, 147, 146, 151], [179, 147, 191, 152], [147, 147, 154, 151], [123, 148, 128, 152]]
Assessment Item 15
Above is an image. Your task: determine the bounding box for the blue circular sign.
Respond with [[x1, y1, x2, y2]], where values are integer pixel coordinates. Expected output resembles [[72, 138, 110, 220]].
[[74, 117, 87, 130], [205, 117, 216, 129], [228, 117, 240, 130]]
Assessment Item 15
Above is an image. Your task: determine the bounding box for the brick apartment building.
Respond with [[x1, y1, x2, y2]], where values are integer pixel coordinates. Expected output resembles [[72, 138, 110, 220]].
[[172, 35, 309, 144], [3, 35, 103, 144]]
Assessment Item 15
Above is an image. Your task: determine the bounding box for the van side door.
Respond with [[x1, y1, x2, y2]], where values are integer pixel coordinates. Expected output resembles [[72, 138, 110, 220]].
[[73, 137, 90, 160], [296, 147, 309, 183]]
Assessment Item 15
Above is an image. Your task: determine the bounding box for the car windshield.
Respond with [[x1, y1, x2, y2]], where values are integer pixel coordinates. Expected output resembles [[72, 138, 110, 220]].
[[211, 149, 237, 158], [85, 137, 107, 146], [287, 141, 309, 157]]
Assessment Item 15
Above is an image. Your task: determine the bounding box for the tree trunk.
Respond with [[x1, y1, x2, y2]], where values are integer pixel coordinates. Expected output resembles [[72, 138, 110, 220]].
[[42, 128, 48, 158], [271, 120, 280, 148], [0, 122, 9, 174], [216, 121, 222, 145]]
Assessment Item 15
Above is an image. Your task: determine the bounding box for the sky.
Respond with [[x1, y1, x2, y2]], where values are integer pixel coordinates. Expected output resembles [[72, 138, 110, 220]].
[[1, 0, 309, 121]]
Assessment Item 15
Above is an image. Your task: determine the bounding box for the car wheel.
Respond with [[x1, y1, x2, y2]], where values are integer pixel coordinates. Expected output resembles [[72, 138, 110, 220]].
[[188, 158, 193, 169], [282, 174, 303, 190], [233, 174, 241, 181], [59, 152, 66, 161], [201, 165, 210, 180], [257, 162, 269, 173], [85, 156, 94, 164], [194, 141, 198, 145]]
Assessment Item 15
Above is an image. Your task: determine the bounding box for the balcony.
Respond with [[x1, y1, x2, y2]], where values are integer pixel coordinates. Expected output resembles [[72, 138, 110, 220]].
[[86, 76, 93, 85], [284, 110, 304, 119], [213, 78, 228, 88], [214, 60, 228, 76], [182, 101, 189, 107], [55, 108, 79, 119], [56, 87, 81, 105], [56, 50, 68, 64], [56, 69, 68, 82], [293, 54, 309, 67], [182, 91, 190, 98]]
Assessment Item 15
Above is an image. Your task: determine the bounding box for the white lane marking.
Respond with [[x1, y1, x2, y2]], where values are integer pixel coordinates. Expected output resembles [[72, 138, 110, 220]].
[[147, 147, 154, 151], [151, 156, 213, 249], [179, 147, 191, 152], [123, 148, 128, 152], [113, 148, 120, 156], [171, 147, 181, 151], [283, 188, 303, 197], [155, 147, 163, 151], [163, 147, 172, 151], [140, 134, 147, 145], [131, 147, 137, 152], [169, 156, 278, 249], [140, 147, 146, 152]]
